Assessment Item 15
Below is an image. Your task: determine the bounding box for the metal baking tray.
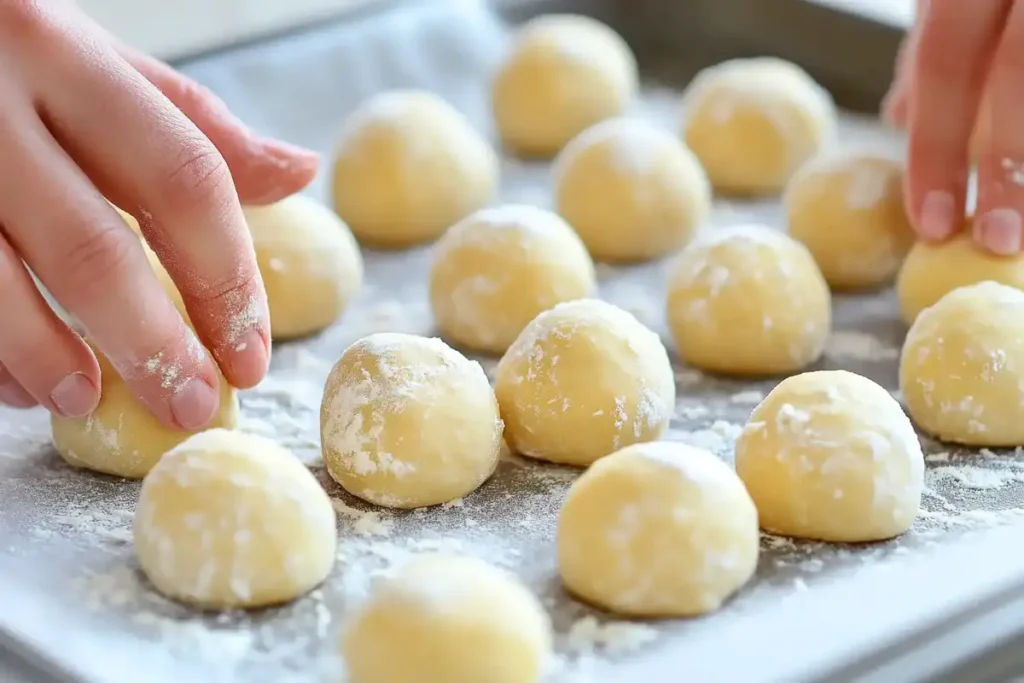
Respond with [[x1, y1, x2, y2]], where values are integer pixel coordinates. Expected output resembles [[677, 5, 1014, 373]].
[[5, 1, 1024, 682]]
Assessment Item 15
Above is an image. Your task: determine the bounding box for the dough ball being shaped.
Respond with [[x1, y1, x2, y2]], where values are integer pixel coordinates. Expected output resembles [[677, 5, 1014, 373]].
[[900, 281, 1024, 446], [492, 14, 639, 158], [558, 441, 758, 617], [666, 224, 831, 376], [343, 554, 552, 683], [495, 299, 674, 466], [896, 232, 1024, 325], [736, 370, 924, 542], [142, 241, 187, 318], [332, 90, 498, 247], [553, 118, 712, 262], [321, 333, 502, 508], [682, 57, 837, 195], [243, 195, 364, 340], [133, 429, 337, 608], [51, 348, 238, 479], [784, 152, 915, 290], [429, 204, 596, 354]]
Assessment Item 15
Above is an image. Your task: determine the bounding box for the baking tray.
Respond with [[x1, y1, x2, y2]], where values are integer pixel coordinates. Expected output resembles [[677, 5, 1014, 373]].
[[3, 1, 1024, 682]]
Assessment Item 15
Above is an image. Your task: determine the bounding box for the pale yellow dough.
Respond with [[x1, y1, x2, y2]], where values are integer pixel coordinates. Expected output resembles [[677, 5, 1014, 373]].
[[554, 117, 711, 262], [429, 204, 596, 354], [736, 370, 923, 542], [492, 14, 638, 158], [558, 441, 758, 617], [343, 554, 552, 683], [494, 299, 674, 467]]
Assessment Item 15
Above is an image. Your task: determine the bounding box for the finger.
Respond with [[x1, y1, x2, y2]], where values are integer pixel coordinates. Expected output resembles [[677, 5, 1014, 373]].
[[882, 21, 919, 127], [0, 364, 39, 410]]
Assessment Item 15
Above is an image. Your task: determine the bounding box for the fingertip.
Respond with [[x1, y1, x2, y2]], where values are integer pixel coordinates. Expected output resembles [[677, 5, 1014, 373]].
[[974, 208, 1024, 255], [234, 139, 320, 205], [213, 327, 270, 390]]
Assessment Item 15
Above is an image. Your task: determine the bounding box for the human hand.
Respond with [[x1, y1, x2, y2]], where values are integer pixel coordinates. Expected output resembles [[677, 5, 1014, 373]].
[[0, 1, 319, 427]]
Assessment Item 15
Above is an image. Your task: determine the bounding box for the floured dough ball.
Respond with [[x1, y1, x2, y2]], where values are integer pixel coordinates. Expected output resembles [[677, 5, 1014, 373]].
[[492, 14, 639, 158], [495, 299, 674, 466], [332, 90, 498, 247], [343, 554, 552, 683], [900, 281, 1024, 446], [736, 370, 923, 542], [558, 441, 758, 617], [51, 347, 238, 479], [666, 224, 831, 376], [429, 204, 596, 354], [553, 118, 711, 262], [321, 333, 502, 508], [133, 429, 337, 608], [896, 232, 1024, 325], [243, 195, 363, 340], [682, 57, 837, 195], [784, 152, 915, 290]]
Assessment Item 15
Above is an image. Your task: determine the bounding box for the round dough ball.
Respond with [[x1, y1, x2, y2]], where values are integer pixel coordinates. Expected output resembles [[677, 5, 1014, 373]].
[[321, 333, 502, 508], [682, 57, 837, 195], [553, 118, 711, 262], [429, 204, 596, 354], [133, 429, 337, 608], [492, 14, 638, 158], [666, 224, 831, 376], [784, 152, 915, 290], [243, 195, 363, 340], [558, 441, 758, 617], [51, 348, 238, 479], [331, 90, 498, 247], [900, 281, 1024, 446], [343, 554, 552, 683], [495, 299, 674, 466], [896, 232, 1024, 325], [736, 370, 923, 542]]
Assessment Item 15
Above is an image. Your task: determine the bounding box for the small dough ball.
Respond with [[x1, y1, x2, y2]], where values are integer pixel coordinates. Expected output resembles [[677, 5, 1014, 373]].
[[736, 370, 923, 542], [900, 281, 1024, 446], [492, 14, 638, 158], [666, 224, 831, 376], [243, 195, 364, 340], [896, 232, 1024, 325], [558, 442, 758, 617], [553, 118, 711, 262], [784, 152, 915, 290], [133, 429, 337, 608], [321, 333, 502, 508], [51, 348, 238, 479], [682, 57, 837, 195], [343, 554, 552, 683], [495, 299, 674, 466], [429, 204, 596, 354], [332, 90, 498, 247]]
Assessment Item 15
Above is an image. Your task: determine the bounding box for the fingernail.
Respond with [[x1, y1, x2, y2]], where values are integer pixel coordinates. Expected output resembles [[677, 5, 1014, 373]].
[[50, 372, 99, 418], [229, 329, 270, 385], [975, 208, 1023, 255], [169, 377, 219, 431], [0, 377, 37, 409], [919, 191, 956, 240]]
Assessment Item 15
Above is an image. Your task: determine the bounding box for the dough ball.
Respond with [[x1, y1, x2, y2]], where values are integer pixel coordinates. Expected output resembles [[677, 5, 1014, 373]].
[[331, 90, 498, 247], [784, 152, 915, 290], [142, 242, 187, 318], [553, 118, 711, 262], [429, 204, 596, 354], [495, 299, 674, 466], [492, 14, 638, 158], [243, 195, 364, 340], [896, 232, 1024, 325], [666, 224, 831, 376], [736, 370, 923, 542], [343, 554, 552, 683], [557, 441, 758, 617], [321, 333, 502, 508], [51, 348, 238, 479], [133, 429, 337, 608], [682, 57, 837, 195], [900, 281, 1024, 446]]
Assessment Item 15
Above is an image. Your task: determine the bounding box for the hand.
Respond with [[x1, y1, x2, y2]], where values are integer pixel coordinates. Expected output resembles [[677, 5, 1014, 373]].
[[0, 1, 319, 428], [883, 0, 1022, 255]]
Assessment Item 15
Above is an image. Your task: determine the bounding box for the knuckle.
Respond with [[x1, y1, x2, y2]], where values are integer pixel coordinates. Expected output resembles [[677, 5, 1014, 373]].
[[0, 1, 49, 37], [58, 223, 137, 300], [163, 139, 233, 206]]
